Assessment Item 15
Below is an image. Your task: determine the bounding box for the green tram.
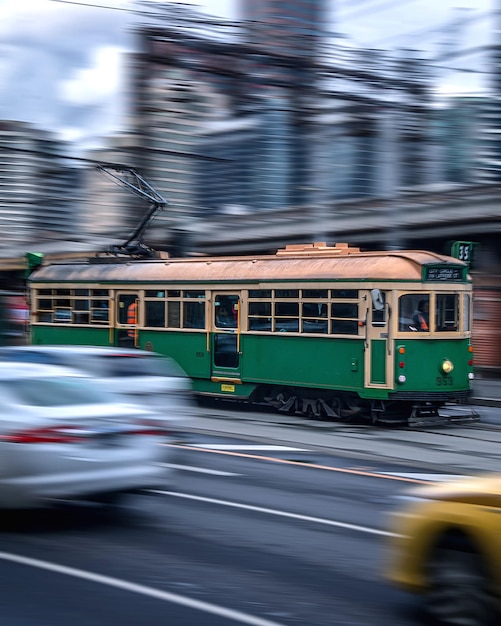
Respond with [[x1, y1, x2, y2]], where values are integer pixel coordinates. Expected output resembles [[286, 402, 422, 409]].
[[27, 241, 478, 426]]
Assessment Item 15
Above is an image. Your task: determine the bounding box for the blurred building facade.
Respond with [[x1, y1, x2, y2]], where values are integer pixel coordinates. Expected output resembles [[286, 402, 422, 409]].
[[240, 0, 328, 58], [126, 14, 433, 252], [81, 135, 142, 240], [0, 121, 81, 252]]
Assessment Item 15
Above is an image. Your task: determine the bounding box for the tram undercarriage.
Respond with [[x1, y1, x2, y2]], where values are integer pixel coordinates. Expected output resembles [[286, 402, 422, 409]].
[[255, 386, 480, 427]]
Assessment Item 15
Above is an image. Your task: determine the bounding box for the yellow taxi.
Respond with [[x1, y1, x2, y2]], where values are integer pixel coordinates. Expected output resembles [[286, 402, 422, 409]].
[[386, 474, 501, 625]]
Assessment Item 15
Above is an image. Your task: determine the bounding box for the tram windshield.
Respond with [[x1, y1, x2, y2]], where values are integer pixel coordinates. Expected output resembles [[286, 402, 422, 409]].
[[398, 294, 459, 332]]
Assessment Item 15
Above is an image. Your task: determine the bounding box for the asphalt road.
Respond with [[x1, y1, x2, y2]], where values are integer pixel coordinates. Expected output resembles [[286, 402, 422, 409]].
[[2, 410, 494, 626]]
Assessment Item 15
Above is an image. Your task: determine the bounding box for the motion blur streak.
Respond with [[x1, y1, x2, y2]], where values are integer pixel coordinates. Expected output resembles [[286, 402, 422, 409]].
[[153, 490, 401, 538], [169, 444, 431, 484], [0, 551, 288, 626]]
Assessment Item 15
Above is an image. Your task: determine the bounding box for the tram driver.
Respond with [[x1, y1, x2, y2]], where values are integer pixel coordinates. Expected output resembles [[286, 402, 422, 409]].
[[216, 306, 236, 328], [412, 298, 429, 331]]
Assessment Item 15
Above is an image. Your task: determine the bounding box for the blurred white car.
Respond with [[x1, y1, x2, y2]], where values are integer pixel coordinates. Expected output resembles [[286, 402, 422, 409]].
[[0, 346, 195, 427], [0, 362, 172, 509]]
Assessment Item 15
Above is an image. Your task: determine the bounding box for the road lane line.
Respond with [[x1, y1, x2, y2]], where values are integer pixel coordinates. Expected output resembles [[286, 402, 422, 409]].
[[169, 444, 431, 484], [0, 551, 288, 626], [152, 490, 400, 538], [159, 463, 240, 476], [190, 444, 309, 452], [382, 473, 466, 482]]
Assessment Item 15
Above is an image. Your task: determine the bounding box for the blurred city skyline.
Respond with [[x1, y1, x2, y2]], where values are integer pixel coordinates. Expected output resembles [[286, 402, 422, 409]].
[[0, 0, 495, 150]]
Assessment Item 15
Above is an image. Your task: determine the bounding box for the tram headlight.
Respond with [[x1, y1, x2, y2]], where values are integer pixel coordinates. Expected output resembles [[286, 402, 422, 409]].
[[441, 359, 454, 374], [468, 372, 475, 380], [398, 374, 406, 383]]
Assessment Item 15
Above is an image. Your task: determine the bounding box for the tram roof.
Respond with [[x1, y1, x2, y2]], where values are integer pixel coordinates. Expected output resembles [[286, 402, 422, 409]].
[[28, 243, 469, 284]]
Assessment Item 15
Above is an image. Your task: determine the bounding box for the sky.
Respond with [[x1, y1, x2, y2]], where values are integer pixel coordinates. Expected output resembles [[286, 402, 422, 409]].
[[0, 0, 495, 149]]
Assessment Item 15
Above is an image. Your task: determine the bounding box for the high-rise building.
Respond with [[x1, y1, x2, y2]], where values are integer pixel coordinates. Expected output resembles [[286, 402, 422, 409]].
[[478, 4, 501, 183], [434, 97, 485, 185], [82, 135, 140, 240], [255, 89, 292, 209], [240, 0, 328, 58], [0, 121, 80, 251], [197, 116, 260, 216]]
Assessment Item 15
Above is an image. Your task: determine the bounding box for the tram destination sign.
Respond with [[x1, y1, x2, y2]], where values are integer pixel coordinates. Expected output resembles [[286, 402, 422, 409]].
[[424, 266, 464, 281]]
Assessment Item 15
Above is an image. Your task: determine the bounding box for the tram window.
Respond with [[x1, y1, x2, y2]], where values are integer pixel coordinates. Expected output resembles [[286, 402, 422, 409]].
[[215, 296, 239, 329], [184, 290, 205, 300], [145, 290, 165, 298], [275, 290, 299, 299], [398, 294, 429, 331], [145, 301, 165, 327], [167, 301, 181, 328], [302, 289, 328, 299], [167, 290, 181, 297], [91, 300, 109, 323], [302, 302, 328, 333], [331, 320, 358, 334], [303, 319, 328, 333], [331, 303, 358, 318], [214, 334, 239, 368], [92, 290, 109, 297], [274, 302, 299, 332], [54, 289, 70, 297], [331, 303, 359, 335], [249, 318, 272, 331], [248, 301, 272, 332], [275, 302, 299, 316], [249, 289, 272, 298], [38, 289, 52, 296], [74, 312, 90, 324], [38, 299, 52, 310], [91, 311, 109, 324], [463, 294, 471, 332], [74, 300, 89, 311], [302, 303, 327, 317], [38, 312, 52, 323], [54, 309, 72, 323], [436, 294, 458, 332], [331, 289, 358, 299], [183, 301, 205, 329], [74, 289, 89, 296], [249, 302, 271, 316], [275, 318, 299, 332]]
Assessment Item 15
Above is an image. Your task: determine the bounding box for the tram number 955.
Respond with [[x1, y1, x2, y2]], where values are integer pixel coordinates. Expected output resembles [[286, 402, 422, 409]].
[[436, 376, 453, 386]]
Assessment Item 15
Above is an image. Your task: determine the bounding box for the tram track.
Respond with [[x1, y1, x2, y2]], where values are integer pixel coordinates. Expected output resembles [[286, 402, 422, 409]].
[[196, 399, 501, 440], [412, 420, 501, 438]]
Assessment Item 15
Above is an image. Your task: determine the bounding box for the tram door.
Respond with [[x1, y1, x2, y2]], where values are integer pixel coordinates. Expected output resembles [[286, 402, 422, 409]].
[[212, 294, 240, 377], [115, 291, 140, 348], [364, 289, 391, 388]]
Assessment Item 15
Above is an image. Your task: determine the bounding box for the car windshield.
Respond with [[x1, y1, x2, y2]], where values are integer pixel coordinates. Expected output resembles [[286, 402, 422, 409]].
[[100, 355, 186, 378], [2, 376, 112, 407]]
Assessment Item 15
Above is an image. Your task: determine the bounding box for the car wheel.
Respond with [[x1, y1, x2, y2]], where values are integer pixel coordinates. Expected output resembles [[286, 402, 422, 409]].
[[425, 540, 498, 626]]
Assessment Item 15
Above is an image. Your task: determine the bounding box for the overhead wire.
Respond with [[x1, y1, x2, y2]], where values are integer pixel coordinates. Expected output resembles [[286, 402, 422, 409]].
[[367, 10, 492, 48], [48, 0, 130, 11], [339, 0, 418, 21]]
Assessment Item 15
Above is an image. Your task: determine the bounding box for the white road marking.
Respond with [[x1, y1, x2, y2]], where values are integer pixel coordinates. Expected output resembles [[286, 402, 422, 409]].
[[0, 551, 287, 626], [189, 444, 309, 452], [159, 463, 240, 476], [152, 490, 400, 538], [382, 473, 467, 482]]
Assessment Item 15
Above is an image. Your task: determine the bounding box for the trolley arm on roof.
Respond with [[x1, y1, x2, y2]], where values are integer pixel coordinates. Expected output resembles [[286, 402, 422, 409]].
[[96, 165, 168, 258]]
